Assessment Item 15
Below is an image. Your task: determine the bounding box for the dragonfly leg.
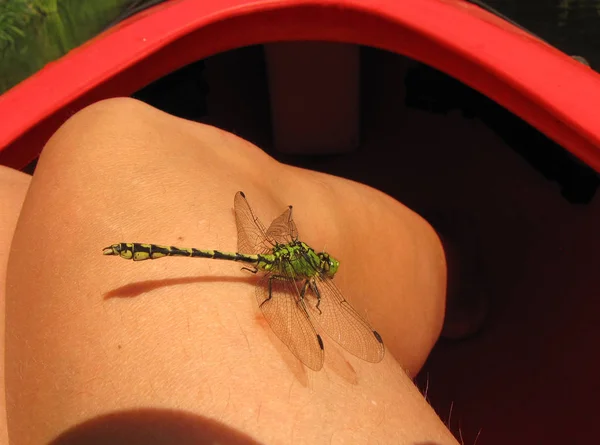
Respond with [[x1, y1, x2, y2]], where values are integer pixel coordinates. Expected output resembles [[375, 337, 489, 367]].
[[263, 275, 288, 305], [311, 280, 323, 314], [263, 274, 303, 309], [301, 279, 323, 315], [241, 266, 258, 274], [295, 279, 315, 320], [300, 280, 309, 299], [258, 276, 276, 308]]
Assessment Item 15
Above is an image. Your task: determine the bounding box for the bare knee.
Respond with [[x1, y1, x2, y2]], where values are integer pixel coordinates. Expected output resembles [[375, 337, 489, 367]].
[[39, 97, 188, 171], [38, 98, 273, 193]]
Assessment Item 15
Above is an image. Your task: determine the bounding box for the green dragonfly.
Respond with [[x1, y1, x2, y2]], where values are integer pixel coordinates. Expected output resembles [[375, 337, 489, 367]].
[[103, 191, 385, 370]]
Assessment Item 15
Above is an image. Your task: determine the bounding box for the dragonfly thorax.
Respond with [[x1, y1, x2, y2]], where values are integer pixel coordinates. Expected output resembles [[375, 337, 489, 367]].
[[264, 241, 339, 279]]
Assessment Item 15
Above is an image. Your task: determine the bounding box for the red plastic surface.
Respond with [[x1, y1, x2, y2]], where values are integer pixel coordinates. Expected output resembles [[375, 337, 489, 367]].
[[1, 0, 599, 171]]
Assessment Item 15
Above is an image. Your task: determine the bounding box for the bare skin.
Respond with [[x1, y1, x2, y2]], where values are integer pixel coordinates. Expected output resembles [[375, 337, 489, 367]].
[[0, 165, 30, 445], [5, 98, 455, 444]]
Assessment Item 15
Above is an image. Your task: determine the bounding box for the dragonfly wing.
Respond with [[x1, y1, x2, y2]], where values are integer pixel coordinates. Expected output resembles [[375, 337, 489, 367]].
[[256, 274, 325, 371], [304, 275, 385, 363], [234, 191, 274, 254], [265, 205, 299, 244]]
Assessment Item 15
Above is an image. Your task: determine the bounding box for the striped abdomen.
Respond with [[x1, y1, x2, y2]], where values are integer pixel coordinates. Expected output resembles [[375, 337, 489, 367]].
[[103, 242, 264, 265]]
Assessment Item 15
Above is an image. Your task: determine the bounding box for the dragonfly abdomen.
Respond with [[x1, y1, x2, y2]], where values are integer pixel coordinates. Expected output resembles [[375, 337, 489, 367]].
[[103, 242, 262, 265]]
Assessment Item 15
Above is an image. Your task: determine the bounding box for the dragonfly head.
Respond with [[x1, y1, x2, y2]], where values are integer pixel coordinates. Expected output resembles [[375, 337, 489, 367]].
[[318, 252, 339, 278]]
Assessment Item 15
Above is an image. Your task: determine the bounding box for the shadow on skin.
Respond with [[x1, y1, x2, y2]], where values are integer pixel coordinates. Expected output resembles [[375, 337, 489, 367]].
[[48, 408, 262, 445], [103, 275, 369, 385], [47, 408, 451, 445], [103, 275, 257, 299]]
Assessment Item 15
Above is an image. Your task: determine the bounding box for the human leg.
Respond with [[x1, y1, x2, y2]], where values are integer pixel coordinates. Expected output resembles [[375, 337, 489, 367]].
[[6, 98, 454, 444], [0, 165, 31, 445]]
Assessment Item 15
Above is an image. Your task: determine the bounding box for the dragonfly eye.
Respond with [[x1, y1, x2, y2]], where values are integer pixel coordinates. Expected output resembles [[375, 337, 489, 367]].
[[328, 257, 340, 277], [319, 252, 339, 277]]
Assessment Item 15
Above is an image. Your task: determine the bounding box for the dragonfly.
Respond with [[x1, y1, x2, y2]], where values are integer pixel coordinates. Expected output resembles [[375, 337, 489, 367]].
[[103, 191, 385, 370]]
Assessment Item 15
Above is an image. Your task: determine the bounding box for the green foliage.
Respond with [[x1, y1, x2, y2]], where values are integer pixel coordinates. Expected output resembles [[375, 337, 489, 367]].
[[0, 1, 38, 50], [0, 0, 133, 93]]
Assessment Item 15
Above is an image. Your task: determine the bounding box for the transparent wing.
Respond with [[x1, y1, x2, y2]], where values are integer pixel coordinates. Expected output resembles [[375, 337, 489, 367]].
[[265, 205, 298, 245], [303, 275, 385, 363], [256, 273, 325, 371], [234, 191, 273, 254]]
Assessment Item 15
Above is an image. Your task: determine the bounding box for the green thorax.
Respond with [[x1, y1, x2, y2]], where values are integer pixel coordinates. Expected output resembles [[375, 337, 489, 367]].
[[258, 241, 339, 279]]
